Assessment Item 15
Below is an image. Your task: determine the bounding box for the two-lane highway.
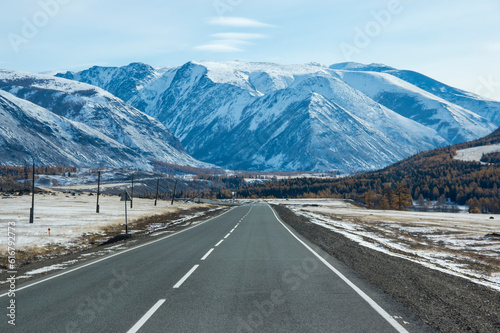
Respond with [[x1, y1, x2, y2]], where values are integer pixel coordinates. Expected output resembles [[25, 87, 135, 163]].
[[2, 203, 430, 332]]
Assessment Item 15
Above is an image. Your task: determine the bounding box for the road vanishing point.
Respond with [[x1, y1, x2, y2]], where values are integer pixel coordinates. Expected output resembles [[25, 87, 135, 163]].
[[1, 203, 432, 332]]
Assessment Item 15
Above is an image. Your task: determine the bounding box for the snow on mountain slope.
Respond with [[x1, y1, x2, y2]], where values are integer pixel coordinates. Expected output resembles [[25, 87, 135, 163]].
[[150, 62, 445, 171], [138, 61, 258, 142], [379, 69, 500, 126], [220, 91, 434, 171], [330, 62, 500, 127], [454, 144, 500, 163], [329, 62, 396, 72], [59, 62, 169, 103], [169, 78, 444, 171], [0, 90, 143, 168], [0, 70, 214, 170], [332, 69, 496, 144], [284, 72, 444, 146], [56, 61, 497, 172]]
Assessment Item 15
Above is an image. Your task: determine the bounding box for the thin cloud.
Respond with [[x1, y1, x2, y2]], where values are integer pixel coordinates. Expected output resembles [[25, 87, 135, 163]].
[[208, 17, 274, 28], [212, 33, 267, 40], [217, 39, 253, 46], [194, 38, 253, 53], [488, 43, 500, 50], [196, 17, 273, 53], [194, 43, 244, 52]]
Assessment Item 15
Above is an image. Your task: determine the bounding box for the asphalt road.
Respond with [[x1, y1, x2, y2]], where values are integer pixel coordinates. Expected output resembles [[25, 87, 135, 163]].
[[2, 203, 430, 332]]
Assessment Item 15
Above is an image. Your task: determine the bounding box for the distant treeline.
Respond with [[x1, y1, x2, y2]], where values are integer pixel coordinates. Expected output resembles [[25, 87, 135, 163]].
[[0, 165, 79, 179], [4, 128, 500, 213], [480, 152, 500, 164], [239, 129, 500, 213]]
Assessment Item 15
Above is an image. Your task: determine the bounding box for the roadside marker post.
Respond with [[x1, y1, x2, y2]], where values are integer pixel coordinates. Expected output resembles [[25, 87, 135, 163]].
[[29, 162, 35, 223], [130, 174, 134, 209], [96, 170, 101, 213]]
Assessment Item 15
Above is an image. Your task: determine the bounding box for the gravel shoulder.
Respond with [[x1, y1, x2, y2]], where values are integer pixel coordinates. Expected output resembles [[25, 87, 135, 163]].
[[272, 204, 500, 333]]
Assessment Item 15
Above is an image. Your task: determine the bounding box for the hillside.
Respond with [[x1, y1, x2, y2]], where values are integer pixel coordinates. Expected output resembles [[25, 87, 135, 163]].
[[239, 128, 500, 213], [57, 61, 500, 172], [0, 70, 215, 170]]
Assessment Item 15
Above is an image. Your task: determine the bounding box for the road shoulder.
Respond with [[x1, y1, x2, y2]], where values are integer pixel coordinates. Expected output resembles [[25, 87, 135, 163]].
[[272, 204, 500, 333]]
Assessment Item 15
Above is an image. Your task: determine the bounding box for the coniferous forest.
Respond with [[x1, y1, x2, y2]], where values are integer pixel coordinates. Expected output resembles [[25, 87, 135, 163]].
[[2, 129, 500, 213], [239, 128, 500, 213]]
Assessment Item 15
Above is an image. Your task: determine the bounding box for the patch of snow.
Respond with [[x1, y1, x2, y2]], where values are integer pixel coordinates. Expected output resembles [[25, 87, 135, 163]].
[[454, 144, 500, 162], [24, 264, 66, 275], [0, 193, 209, 252], [265, 199, 500, 291]]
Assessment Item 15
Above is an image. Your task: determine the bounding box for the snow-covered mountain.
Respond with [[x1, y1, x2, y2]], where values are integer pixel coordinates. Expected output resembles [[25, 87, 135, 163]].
[[59, 62, 167, 104], [0, 90, 138, 168], [329, 63, 498, 143], [331, 62, 500, 126], [56, 61, 499, 172], [0, 70, 214, 170]]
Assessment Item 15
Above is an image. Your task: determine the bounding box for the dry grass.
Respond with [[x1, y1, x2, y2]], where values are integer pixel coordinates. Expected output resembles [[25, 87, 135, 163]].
[[1, 204, 224, 269]]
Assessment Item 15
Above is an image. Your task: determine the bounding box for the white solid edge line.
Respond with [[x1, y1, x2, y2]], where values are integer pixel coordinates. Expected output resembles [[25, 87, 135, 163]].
[[0, 206, 237, 298], [215, 239, 224, 247], [127, 299, 166, 333], [267, 204, 409, 333], [201, 248, 214, 261], [173, 265, 199, 289]]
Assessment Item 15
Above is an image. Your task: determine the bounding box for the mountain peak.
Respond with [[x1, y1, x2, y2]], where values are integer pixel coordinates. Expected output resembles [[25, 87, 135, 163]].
[[0, 69, 215, 170], [51, 60, 500, 172], [329, 62, 396, 72]]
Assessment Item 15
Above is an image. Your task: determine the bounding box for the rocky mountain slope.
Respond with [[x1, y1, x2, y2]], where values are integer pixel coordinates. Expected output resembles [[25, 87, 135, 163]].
[[0, 70, 214, 170], [57, 61, 499, 172]]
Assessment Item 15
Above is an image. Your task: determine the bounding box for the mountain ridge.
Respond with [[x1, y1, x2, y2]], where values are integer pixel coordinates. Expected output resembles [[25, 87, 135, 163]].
[[0, 69, 216, 170], [239, 127, 500, 213], [53, 61, 499, 172]]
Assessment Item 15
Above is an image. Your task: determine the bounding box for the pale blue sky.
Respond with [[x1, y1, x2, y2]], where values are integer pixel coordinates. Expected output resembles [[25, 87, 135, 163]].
[[2, 0, 500, 99]]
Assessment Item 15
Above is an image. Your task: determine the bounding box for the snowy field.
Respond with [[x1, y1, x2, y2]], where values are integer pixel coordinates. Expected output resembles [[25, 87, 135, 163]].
[[266, 199, 500, 291], [0, 192, 205, 252], [454, 143, 500, 163]]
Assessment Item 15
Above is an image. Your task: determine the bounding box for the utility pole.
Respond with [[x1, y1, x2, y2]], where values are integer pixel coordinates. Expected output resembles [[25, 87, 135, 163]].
[[199, 184, 204, 203], [29, 162, 35, 223], [96, 170, 101, 213], [120, 191, 131, 235], [130, 173, 134, 209], [24, 164, 28, 191], [171, 179, 177, 205], [125, 197, 128, 234], [154, 178, 159, 206]]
